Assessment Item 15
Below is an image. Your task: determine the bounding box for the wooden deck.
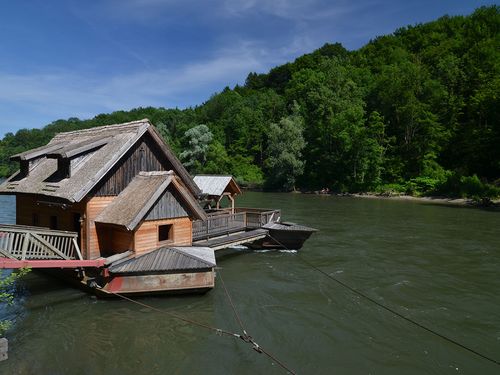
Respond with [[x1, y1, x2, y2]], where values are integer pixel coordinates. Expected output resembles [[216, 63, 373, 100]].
[[192, 208, 280, 240], [192, 212, 246, 241], [192, 229, 268, 250], [0, 224, 106, 268], [0, 224, 82, 260]]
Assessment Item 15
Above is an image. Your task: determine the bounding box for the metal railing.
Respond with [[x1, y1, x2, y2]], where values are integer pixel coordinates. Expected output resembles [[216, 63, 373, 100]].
[[0, 224, 82, 260], [192, 208, 281, 240]]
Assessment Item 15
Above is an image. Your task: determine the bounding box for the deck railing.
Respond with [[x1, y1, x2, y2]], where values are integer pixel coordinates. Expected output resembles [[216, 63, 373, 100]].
[[0, 224, 82, 261], [192, 212, 246, 240], [192, 208, 281, 240]]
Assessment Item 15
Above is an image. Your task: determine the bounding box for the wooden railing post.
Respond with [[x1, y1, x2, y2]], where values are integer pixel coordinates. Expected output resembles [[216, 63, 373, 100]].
[[72, 238, 83, 260], [20, 233, 30, 260]]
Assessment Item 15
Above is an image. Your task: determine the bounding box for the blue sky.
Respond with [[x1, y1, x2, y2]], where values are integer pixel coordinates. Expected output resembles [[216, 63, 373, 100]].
[[0, 0, 496, 137]]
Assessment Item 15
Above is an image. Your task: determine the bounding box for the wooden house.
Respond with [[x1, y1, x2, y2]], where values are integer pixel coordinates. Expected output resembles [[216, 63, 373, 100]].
[[0, 119, 216, 295], [0, 119, 318, 295]]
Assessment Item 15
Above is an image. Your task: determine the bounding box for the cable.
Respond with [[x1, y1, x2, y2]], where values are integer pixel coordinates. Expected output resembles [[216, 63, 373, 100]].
[[108, 286, 297, 374], [266, 233, 500, 367], [109, 290, 240, 339], [217, 269, 248, 336], [217, 268, 298, 375]]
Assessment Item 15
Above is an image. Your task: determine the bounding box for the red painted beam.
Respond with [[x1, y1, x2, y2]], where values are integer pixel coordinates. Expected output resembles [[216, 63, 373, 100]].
[[0, 258, 106, 269]]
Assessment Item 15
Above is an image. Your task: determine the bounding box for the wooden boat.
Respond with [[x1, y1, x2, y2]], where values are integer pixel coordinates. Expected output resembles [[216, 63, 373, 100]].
[[0, 119, 316, 296], [249, 222, 318, 250]]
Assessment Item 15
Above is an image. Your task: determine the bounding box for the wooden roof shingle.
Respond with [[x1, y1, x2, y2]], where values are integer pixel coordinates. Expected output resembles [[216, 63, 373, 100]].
[[95, 171, 206, 230], [0, 119, 201, 201]]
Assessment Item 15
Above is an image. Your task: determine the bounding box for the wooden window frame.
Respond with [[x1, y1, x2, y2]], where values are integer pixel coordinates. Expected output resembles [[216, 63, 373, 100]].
[[158, 224, 174, 244]]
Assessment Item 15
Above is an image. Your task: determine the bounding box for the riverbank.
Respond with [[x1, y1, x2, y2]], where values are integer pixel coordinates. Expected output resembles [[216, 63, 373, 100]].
[[334, 192, 500, 209], [245, 187, 500, 209]]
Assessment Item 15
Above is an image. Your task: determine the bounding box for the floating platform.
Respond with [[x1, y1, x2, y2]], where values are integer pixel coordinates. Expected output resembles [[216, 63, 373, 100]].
[[193, 228, 268, 250], [0, 120, 317, 297], [97, 246, 217, 296]]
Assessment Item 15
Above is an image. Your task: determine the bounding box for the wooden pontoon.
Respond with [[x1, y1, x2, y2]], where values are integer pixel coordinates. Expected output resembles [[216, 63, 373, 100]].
[[0, 119, 316, 296], [191, 175, 317, 250]]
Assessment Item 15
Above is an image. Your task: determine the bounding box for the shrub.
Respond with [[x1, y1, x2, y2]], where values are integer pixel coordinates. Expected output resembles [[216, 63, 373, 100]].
[[435, 173, 500, 198]]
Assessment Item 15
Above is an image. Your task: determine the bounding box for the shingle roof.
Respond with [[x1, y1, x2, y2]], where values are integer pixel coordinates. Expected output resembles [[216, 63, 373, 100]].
[[108, 246, 216, 274], [0, 119, 201, 202], [193, 175, 241, 197], [95, 171, 206, 230]]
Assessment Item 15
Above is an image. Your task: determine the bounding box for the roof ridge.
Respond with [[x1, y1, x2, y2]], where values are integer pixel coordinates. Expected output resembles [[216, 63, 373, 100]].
[[53, 118, 151, 138], [194, 174, 233, 177], [138, 170, 174, 177]]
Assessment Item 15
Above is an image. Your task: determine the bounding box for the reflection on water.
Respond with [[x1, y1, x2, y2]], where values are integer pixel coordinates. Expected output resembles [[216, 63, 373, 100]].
[[1, 192, 499, 374]]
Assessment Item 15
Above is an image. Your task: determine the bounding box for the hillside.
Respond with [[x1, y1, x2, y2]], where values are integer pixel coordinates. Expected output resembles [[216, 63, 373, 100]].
[[1, 6, 499, 198]]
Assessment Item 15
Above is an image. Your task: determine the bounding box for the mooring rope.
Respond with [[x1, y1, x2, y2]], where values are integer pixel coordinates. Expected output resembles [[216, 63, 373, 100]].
[[106, 285, 297, 374], [217, 269, 248, 336], [266, 234, 500, 367], [217, 269, 297, 375], [109, 290, 240, 339]]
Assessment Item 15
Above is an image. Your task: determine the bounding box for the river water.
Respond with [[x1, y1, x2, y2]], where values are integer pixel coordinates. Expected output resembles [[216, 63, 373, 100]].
[[0, 192, 499, 374]]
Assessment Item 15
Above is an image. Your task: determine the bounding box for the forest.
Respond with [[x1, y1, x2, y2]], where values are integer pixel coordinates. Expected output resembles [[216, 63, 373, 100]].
[[0, 6, 499, 198]]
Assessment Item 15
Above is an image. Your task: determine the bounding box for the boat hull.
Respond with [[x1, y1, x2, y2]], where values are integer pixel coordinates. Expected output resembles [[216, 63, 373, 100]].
[[40, 268, 215, 297], [249, 222, 317, 250]]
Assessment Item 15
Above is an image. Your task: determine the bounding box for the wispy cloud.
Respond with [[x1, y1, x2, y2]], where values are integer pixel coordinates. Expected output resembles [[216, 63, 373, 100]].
[[221, 0, 368, 21], [0, 40, 295, 135], [84, 0, 371, 23]]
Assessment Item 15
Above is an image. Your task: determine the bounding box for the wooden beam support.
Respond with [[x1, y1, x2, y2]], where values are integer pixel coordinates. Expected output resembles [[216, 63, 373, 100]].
[[30, 233, 71, 260], [0, 258, 106, 269]]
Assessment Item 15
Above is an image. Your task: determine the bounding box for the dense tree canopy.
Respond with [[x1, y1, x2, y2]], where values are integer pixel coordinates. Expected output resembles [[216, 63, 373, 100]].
[[0, 6, 499, 197]]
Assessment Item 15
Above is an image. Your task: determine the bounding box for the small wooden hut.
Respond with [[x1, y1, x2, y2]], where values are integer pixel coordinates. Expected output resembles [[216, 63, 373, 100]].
[[193, 175, 241, 213]]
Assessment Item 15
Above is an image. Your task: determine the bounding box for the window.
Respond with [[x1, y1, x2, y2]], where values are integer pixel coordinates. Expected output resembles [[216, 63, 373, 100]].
[[50, 216, 58, 230], [158, 224, 173, 242]]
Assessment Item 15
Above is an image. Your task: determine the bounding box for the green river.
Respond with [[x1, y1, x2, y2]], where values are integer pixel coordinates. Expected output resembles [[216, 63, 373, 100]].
[[0, 192, 499, 374]]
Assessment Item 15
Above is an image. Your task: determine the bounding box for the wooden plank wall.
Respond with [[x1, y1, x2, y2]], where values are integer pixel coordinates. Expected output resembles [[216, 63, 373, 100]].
[[95, 224, 134, 257], [146, 188, 188, 220], [86, 196, 115, 259], [93, 134, 175, 197], [135, 217, 192, 256]]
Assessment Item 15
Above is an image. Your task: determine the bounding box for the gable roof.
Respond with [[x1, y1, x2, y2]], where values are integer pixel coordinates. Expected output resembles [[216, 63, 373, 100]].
[[95, 171, 206, 230], [193, 175, 242, 197], [108, 246, 216, 274], [0, 119, 201, 202]]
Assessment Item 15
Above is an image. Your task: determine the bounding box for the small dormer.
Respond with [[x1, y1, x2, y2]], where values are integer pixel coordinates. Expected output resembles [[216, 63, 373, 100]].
[[10, 143, 65, 178], [45, 137, 110, 179], [10, 137, 109, 180]]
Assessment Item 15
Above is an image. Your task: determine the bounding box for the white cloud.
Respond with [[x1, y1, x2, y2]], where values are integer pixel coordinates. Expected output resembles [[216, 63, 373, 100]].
[[0, 40, 298, 135]]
